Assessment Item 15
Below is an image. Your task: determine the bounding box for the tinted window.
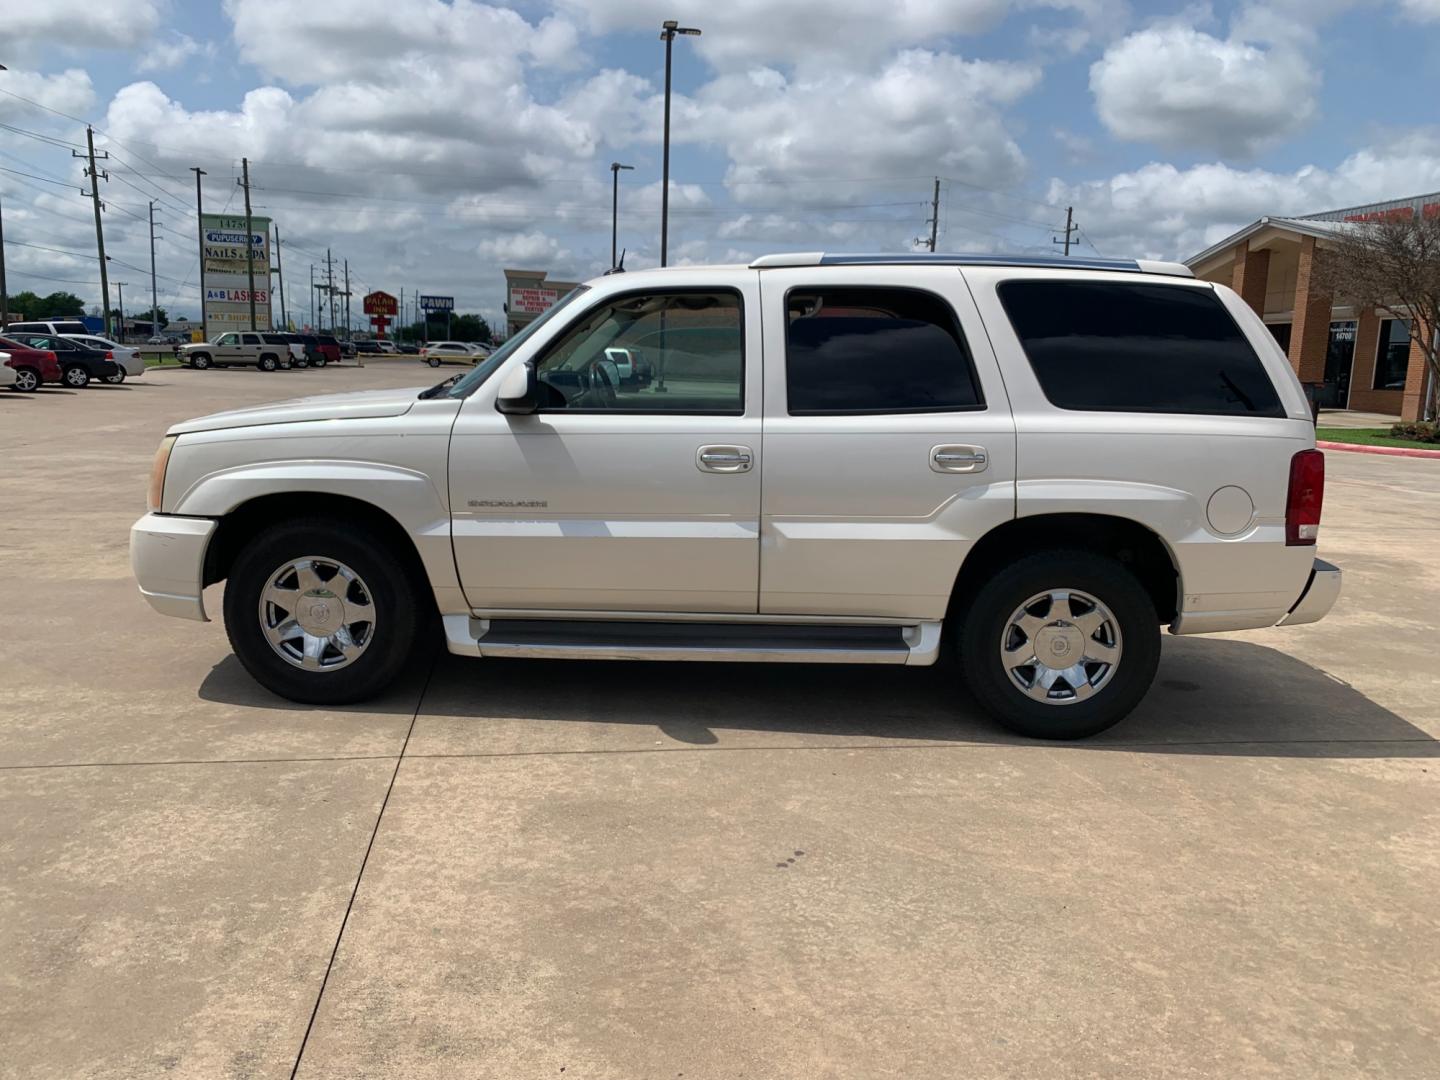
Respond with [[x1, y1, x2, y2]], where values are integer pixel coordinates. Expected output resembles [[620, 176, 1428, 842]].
[[999, 281, 1284, 416], [1374, 319, 1411, 390], [784, 287, 982, 415], [53, 322, 89, 334], [241, 333, 261, 345], [262, 334, 288, 344], [535, 290, 742, 414]]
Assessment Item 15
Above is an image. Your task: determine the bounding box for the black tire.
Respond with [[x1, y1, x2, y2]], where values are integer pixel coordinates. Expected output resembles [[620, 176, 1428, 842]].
[[11, 367, 40, 392], [105, 369, 126, 385], [259, 353, 279, 372], [63, 364, 90, 389], [223, 518, 428, 705], [191, 353, 212, 370], [314, 356, 327, 367], [293, 356, 309, 369], [958, 549, 1160, 740], [428, 357, 441, 367]]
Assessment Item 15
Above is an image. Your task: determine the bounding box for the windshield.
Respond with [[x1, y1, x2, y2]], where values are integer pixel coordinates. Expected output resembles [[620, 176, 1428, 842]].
[[442, 286, 589, 399]]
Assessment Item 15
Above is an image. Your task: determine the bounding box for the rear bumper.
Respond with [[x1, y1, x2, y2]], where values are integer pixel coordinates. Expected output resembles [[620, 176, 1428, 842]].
[[130, 513, 217, 622], [1276, 558, 1342, 627]]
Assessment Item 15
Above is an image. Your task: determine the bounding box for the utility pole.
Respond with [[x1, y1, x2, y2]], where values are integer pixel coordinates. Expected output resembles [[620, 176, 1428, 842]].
[[115, 281, 126, 341], [309, 264, 315, 330], [343, 260, 350, 337], [148, 200, 160, 337], [928, 177, 940, 252], [189, 167, 207, 337], [239, 157, 257, 329], [273, 225, 288, 329], [78, 126, 111, 335], [325, 248, 335, 333], [0, 190, 8, 328], [1053, 205, 1077, 257]]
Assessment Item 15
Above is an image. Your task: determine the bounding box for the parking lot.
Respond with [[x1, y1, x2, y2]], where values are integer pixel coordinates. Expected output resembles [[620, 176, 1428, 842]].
[[2, 364, 1438, 1079]]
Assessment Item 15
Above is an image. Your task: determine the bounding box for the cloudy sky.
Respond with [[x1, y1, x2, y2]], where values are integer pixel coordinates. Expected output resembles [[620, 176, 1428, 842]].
[[3, 0, 1439, 330]]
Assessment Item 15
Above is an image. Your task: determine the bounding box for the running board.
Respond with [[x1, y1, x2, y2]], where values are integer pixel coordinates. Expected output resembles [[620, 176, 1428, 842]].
[[443, 616, 942, 666]]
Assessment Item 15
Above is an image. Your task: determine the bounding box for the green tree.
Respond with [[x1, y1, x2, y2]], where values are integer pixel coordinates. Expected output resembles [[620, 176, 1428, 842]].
[[133, 306, 169, 327], [6, 290, 44, 319], [448, 313, 492, 344], [38, 291, 86, 316]]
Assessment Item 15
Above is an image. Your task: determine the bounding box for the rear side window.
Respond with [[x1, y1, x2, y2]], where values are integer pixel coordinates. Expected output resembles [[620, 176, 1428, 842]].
[[784, 287, 982, 415], [998, 280, 1283, 416]]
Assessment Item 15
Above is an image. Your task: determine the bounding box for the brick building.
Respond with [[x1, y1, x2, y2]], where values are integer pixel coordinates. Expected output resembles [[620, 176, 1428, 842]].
[[1186, 192, 1437, 420]]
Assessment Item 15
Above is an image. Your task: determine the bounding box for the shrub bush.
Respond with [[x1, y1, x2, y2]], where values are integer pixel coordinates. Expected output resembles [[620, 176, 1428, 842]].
[[1390, 421, 1440, 444]]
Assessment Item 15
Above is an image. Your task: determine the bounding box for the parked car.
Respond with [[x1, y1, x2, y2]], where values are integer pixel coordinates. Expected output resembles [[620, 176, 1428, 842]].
[[339, 338, 356, 359], [0, 356, 14, 389], [62, 334, 144, 383], [8, 318, 92, 337], [314, 334, 342, 365], [398, 343, 420, 355], [375, 339, 399, 354], [351, 339, 382, 355], [9, 333, 119, 388], [0, 336, 64, 391], [132, 252, 1341, 740], [602, 346, 654, 388], [179, 331, 290, 371], [419, 341, 481, 367]]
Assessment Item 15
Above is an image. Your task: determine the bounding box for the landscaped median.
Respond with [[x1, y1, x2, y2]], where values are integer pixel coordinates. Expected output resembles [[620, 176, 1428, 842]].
[[1316, 426, 1440, 459]]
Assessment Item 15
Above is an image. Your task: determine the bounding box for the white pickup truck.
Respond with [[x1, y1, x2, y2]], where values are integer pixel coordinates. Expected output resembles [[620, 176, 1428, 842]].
[[132, 253, 1339, 739]]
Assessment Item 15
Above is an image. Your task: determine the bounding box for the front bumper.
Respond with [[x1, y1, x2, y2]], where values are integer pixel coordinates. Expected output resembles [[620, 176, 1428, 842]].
[[130, 513, 217, 621], [1276, 558, 1342, 627]]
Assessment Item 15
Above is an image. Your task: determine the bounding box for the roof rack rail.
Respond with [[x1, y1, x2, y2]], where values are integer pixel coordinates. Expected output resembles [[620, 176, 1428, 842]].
[[747, 252, 1193, 277]]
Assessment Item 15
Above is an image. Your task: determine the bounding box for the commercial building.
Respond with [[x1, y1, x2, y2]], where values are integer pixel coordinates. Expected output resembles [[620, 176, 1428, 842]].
[[1186, 192, 1437, 420], [503, 268, 580, 339]]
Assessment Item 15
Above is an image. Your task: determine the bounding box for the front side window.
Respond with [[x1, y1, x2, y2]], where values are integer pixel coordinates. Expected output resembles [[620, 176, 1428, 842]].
[[1374, 319, 1411, 390], [533, 290, 743, 414], [999, 280, 1284, 416], [784, 287, 982, 415], [216, 333, 237, 346]]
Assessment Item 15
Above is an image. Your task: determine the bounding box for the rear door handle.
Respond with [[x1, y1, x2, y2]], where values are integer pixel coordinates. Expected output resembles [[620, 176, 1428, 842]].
[[931, 444, 988, 473], [697, 445, 754, 473]]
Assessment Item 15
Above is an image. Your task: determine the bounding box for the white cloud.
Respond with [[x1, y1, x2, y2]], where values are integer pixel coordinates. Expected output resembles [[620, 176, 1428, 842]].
[[1090, 24, 1317, 157], [555, 0, 1009, 67], [1047, 133, 1440, 261], [4, 0, 161, 49], [477, 231, 567, 264], [136, 33, 217, 73], [0, 68, 96, 122], [1398, 0, 1440, 19]]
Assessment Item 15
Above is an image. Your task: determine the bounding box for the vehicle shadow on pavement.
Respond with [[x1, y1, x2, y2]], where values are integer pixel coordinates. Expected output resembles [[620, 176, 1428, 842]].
[[198, 636, 1437, 758]]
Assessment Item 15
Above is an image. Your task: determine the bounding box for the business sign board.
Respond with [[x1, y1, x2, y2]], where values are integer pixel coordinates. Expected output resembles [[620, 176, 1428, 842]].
[[509, 287, 558, 315], [200, 214, 272, 336], [419, 294, 454, 312], [363, 290, 398, 316]]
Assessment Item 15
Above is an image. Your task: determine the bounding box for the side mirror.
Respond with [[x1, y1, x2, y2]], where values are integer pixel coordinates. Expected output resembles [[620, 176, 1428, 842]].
[[495, 361, 539, 415]]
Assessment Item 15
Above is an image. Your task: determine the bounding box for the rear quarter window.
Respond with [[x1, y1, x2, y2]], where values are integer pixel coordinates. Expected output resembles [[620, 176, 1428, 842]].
[[998, 280, 1284, 416]]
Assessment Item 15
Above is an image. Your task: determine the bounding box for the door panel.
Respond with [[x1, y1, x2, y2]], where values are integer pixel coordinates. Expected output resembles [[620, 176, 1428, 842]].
[[757, 268, 1017, 620], [449, 272, 764, 613]]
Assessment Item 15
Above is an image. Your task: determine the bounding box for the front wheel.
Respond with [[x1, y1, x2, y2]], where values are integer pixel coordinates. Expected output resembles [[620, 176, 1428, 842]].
[[190, 353, 212, 370], [958, 550, 1160, 740], [427, 357, 441, 367], [63, 364, 90, 389], [292, 356, 309, 369], [223, 519, 427, 704]]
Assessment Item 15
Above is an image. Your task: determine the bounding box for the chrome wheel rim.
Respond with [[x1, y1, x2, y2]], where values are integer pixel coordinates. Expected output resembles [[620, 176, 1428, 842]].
[[258, 556, 376, 672], [65, 367, 87, 387], [1000, 588, 1122, 705], [15, 370, 37, 390]]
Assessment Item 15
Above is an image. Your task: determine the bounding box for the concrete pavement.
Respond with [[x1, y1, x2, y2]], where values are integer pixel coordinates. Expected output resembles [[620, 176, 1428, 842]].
[[1, 366, 1437, 1078]]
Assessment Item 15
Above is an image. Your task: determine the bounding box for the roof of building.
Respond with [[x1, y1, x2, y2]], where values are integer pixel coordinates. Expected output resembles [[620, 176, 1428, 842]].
[[1184, 216, 1355, 270]]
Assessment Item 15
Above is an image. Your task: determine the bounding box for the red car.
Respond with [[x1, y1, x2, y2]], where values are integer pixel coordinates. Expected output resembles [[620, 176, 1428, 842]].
[[0, 335, 64, 392]]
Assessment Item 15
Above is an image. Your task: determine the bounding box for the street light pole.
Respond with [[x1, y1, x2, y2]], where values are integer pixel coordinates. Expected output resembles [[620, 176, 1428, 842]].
[[610, 162, 634, 269], [659, 20, 700, 268]]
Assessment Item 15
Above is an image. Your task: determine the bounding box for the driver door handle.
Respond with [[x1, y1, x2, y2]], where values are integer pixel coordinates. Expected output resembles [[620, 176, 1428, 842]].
[[697, 445, 754, 473], [931, 444, 988, 473]]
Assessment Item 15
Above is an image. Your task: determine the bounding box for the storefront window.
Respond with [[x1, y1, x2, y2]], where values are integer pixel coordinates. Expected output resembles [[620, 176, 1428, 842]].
[[1267, 323, 1292, 353], [1373, 319, 1411, 390]]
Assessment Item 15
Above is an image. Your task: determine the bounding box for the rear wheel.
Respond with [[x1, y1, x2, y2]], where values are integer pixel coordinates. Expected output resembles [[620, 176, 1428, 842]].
[[105, 369, 126, 385], [958, 550, 1160, 740], [190, 352, 212, 370], [63, 364, 90, 389], [11, 367, 39, 392], [314, 355, 327, 367], [293, 355, 309, 369], [259, 353, 279, 372], [223, 519, 426, 704]]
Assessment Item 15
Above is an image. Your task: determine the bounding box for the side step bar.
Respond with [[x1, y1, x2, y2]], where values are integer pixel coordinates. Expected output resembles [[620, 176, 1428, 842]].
[[443, 616, 943, 666]]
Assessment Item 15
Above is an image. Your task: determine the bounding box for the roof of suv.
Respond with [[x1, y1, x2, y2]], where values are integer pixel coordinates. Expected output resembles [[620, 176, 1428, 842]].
[[746, 252, 1194, 277]]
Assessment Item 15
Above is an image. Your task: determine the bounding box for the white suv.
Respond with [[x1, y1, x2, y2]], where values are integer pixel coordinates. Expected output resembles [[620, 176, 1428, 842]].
[[131, 253, 1340, 739]]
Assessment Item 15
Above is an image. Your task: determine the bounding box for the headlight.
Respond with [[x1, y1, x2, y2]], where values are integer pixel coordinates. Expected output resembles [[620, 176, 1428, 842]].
[[147, 435, 177, 512]]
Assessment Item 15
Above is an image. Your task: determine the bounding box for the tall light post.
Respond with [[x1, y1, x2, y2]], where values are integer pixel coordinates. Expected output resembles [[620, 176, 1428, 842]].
[[610, 162, 634, 269], [659, 19, 700, 268]]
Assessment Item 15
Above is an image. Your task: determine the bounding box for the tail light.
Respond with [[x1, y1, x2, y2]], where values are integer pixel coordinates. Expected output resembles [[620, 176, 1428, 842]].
[[1286, 449, 1325, 546], [44, 351, 57, 361], [105, 350, 114, 359]]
